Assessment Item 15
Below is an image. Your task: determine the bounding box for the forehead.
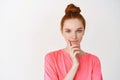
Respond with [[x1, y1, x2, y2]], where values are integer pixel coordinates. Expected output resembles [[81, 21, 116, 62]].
[[63, 19, 84, 29]]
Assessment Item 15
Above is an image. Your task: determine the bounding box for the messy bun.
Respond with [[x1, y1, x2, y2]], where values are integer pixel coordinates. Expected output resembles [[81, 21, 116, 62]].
[[65, 4, 81, 15], [61, 3, 86, 31]]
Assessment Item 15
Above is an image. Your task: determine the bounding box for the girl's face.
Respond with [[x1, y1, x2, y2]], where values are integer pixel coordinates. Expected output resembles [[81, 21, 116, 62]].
[[61, 18, 85, 46]]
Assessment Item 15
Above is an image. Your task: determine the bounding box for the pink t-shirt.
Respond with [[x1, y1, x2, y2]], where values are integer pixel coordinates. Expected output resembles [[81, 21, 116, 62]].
[[44, 49, 103, 80]]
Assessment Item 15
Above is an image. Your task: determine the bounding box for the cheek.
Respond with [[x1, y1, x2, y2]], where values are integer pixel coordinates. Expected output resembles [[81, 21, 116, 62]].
[[62, 33, 70, 40], [77, 33, 84, 39], [63, 34, 69, 39]]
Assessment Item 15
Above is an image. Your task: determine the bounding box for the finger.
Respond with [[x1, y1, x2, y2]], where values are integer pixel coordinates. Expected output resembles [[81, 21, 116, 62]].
[[71, 45, 80, 49], [71, 48, 81, 52], [71, 47, 80, 52], [74, 51, 79, 56], [67, 40, 71, 47], [71, 48, 81, 54], [68, 40, 72, 46]]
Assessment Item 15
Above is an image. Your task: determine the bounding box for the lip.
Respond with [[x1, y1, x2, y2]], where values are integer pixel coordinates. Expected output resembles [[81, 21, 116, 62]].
[[71, 41, 77, 42], [70, 40, 78, 42], [70, 41, 79, 43]]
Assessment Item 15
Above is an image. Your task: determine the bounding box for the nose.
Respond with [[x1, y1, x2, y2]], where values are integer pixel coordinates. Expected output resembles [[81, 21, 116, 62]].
[[71, 32, 77, 39]]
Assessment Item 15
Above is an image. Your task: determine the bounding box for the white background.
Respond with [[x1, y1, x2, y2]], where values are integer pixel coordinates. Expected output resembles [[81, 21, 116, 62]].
[[0, 0, 120, 80]]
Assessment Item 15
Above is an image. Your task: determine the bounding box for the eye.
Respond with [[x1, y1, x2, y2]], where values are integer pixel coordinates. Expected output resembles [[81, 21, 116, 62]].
[[76, 29, 82, 33], [65, 30, 71, 33]]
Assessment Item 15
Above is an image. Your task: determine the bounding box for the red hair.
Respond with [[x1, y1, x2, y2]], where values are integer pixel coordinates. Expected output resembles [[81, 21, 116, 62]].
[[61, 4, 86, 31]]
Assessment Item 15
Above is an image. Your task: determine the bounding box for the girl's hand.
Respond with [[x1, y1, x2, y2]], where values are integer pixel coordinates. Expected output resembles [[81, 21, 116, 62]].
[[63, 40, 83, 80], [67, 40, 81, 66]]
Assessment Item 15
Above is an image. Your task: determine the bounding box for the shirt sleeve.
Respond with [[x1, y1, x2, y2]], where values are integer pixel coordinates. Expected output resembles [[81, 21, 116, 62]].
[[44, 53, 58, 80], [91, 56, 103, 80]]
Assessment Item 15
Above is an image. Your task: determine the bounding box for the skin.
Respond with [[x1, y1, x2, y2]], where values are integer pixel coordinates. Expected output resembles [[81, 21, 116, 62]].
[[61, 18, 85, 80]]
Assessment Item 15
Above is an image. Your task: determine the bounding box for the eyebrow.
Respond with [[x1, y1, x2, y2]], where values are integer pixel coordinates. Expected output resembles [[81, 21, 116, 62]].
[[64, 27, 84, 30], [77, 27, 84, 29]]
